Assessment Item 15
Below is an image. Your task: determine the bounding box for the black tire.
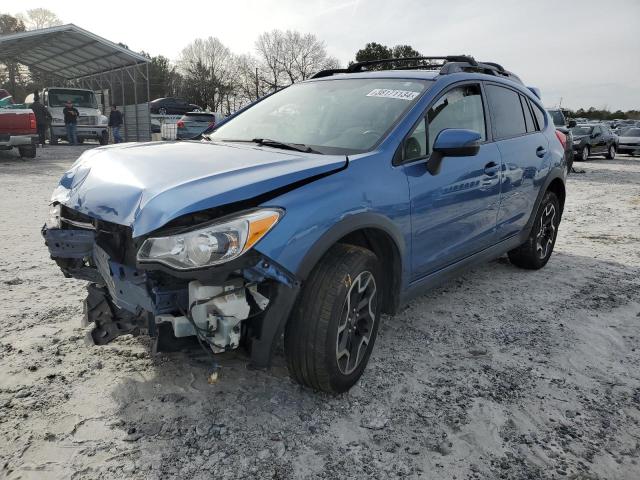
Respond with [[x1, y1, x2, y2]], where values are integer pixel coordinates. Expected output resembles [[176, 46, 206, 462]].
[[605, 144, 616, 159], [508, 191, 560, 270], [285, 244, 381, 393], [49, 126, 58, 145], [579, 145, 589, 161], [77, 137, 84, 144], [18, 145, 36, 159], [99, 131, 109, 145]]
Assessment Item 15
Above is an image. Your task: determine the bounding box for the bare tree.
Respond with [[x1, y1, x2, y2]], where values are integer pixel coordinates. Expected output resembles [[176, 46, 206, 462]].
[[16, 8, 62, 30], [255, 30, 341, 91], [178, 37, 233, 112], [255, 30, 285, 91]]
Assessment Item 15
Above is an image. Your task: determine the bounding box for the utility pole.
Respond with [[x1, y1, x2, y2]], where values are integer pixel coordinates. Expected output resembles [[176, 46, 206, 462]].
[[255, 67, 259, 100]]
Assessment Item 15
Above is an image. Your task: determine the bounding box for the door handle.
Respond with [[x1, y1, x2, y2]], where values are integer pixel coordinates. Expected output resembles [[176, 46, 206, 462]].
[[536, 146, 547, 158], [484, 161, 499, 175]]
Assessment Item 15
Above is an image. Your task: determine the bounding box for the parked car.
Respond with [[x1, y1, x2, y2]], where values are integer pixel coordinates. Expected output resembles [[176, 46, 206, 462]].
[[571, 124, 618, 161], [43, 56, 567, 393], [547, 109, 575, 171], [617, 127, 640, 156], [0, 107, 37, 158], [150, 97, 202, 115], [161, 112, 222, 140]]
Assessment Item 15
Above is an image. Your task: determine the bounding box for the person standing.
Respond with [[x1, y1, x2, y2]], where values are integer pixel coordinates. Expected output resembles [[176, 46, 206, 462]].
[[29, 94, 50, 147], [108, 104, 123, 143], [63, 100, 79, 145]]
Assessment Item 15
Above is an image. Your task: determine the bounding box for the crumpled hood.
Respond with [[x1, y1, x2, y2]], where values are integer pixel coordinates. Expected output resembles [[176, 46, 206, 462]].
[[52, 141, 347, 237]]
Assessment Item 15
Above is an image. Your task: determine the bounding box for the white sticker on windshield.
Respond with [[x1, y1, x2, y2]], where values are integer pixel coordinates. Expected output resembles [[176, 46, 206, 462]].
[[366, 89, 420, 101]]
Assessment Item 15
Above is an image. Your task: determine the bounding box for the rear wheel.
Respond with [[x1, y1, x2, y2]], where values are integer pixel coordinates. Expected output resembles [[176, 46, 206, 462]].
[[508, 191, 560, 270], [284, 244, 381, 393], [18, 145, 36, 158], [605, 144, 616, 159]]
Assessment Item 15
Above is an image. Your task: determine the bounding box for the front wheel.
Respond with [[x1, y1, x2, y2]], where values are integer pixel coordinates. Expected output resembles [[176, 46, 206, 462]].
[[49, 126, 58, 145], [285, 244, 381, 393], [508, 191, 560, 270], [605, 144, 616, 159], [580, 145, 589, 161], [99, 131, 109, 145]]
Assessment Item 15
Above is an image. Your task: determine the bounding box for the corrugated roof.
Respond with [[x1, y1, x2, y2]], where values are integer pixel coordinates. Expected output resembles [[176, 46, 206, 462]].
[[0, 24, 148, 80]]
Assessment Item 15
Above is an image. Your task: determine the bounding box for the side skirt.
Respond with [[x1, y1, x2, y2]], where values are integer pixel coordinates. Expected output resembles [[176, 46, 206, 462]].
[[399, 232, 526, 307]]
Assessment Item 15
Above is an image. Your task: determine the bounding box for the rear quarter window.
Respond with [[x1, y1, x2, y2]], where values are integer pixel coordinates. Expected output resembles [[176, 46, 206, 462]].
[[530, 102, 547, 131], [485, 84, 527, 139]]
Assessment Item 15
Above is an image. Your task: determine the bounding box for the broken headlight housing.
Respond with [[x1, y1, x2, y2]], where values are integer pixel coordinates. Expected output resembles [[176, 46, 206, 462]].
[[46, 204, 62, 229], [137, 208, 283, 270]]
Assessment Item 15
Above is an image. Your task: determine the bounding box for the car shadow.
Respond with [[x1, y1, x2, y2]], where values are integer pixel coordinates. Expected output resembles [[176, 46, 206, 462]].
[[103, 249, 640, 476]]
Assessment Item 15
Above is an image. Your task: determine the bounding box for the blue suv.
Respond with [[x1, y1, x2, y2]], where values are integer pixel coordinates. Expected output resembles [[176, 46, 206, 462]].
[[43, 56, 567, 393]]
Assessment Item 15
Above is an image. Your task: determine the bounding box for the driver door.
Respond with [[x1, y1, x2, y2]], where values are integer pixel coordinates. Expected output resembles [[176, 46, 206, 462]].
[[401, 83, 502, 280]]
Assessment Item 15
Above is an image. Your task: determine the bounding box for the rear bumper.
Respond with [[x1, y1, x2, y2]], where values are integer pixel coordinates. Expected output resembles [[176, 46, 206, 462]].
[[0, 134, 37, 148]]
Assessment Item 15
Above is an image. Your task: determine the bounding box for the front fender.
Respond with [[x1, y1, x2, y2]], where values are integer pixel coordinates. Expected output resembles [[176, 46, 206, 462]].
[[294, 211, 407, 281]]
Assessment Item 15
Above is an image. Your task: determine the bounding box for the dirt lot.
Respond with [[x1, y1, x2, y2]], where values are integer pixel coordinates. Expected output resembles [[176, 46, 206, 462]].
[[1, 144, 639, 480]]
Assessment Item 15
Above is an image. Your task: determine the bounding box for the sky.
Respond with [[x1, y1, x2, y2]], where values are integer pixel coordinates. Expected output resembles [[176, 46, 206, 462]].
[[9, 0, 640, 111]]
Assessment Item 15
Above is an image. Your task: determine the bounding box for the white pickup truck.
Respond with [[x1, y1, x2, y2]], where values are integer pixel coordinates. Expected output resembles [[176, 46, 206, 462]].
[[26, 88, 109, 145]]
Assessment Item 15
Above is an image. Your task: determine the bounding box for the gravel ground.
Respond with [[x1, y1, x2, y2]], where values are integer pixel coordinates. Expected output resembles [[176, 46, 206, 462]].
[[1, 144, 639, 480]]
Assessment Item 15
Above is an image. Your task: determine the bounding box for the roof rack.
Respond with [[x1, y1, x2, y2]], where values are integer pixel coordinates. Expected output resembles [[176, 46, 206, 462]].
[[311, 55, 522, 84]]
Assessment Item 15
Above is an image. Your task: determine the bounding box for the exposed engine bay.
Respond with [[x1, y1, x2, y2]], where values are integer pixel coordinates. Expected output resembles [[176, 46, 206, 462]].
[[42, 205, 299, 367]]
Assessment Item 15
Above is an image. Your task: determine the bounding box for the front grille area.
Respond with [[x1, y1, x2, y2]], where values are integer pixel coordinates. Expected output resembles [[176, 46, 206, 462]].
[[60, 206, 140, 266], [77, 116, 97, 125]]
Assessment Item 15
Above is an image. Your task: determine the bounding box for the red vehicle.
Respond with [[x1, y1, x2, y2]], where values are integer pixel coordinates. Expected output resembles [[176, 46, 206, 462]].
[[0, 108, 37, 158]]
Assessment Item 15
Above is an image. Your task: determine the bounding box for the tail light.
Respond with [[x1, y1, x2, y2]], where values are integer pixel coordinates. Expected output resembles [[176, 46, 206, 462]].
[[29, 112, 36, 130], [555, 130, 567, 150], [177, 120, 185, 128]]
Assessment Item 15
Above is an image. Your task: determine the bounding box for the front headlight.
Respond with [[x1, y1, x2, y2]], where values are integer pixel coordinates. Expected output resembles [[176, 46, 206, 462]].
[[137, 208, 283, 270]]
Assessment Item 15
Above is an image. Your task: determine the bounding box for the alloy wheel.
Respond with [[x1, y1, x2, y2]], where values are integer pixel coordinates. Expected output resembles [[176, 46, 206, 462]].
[[582, 147, 589, 161], [536, 203, 556, 260], [336, 271, 377, 375]]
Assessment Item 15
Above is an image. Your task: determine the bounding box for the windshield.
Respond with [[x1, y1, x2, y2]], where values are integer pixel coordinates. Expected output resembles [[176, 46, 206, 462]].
[[571, 126, 593, 136], [48, 89, 98, 108], [209, 78, 431, 154], [548, 110, 565, 126], [621, 128, 640, 137]]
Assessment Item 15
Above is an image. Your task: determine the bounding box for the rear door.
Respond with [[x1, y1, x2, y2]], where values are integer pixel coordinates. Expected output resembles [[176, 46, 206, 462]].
[[591, 125, 605, 153], [485, 83, 550, 240], [403, 82, 502, 279]]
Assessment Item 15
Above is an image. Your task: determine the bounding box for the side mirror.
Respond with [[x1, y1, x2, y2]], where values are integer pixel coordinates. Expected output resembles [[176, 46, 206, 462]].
[[427, 129, 481, 175], [568, 120, 577, 128]]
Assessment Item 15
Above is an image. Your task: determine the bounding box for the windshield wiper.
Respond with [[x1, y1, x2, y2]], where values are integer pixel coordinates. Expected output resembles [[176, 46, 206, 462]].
[[220, 138, 322, 154]]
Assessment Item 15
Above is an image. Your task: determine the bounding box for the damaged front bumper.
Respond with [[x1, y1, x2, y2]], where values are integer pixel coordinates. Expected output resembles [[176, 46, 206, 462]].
[[42, 225, 300, 368]]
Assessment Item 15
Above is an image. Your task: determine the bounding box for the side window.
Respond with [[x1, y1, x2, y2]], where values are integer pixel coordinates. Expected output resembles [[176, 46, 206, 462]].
[[520, 95, 535, 133], [404, 118, 427, 161], [426, 84, 486, 153], [485, 84, 526, 139], [531, 102, 546, 131]]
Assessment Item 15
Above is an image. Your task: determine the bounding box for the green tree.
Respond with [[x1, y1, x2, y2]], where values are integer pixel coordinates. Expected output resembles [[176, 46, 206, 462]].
[[353, 42, 422, 69], [391, 44, 422, 58]]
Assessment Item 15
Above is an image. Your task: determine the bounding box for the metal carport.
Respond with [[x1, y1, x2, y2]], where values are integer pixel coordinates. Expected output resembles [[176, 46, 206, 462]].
[[0, 24, 151, 141]]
